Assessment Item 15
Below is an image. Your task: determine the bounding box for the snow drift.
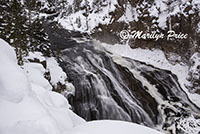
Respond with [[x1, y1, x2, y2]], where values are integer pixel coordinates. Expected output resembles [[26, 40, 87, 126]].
[[0, 38, 85, 134]]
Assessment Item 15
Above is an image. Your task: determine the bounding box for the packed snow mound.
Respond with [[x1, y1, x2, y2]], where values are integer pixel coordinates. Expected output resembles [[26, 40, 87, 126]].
[[68, 120, 164, 134], [0, 38, 85, 134], [23, 62, 52, 91], [0, 39, 30, 103]]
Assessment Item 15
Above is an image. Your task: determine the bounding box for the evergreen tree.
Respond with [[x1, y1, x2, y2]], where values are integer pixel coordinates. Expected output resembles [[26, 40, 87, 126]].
[[73, 0, 82, 12], [0, 0, 29, 65]]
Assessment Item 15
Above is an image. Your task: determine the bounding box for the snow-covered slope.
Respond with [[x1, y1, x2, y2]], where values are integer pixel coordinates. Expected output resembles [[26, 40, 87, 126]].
[[51, 0, 200, 33], [57, 0, 119, 33], [68, 120, 163, 134], [0, 39, 31, 103]]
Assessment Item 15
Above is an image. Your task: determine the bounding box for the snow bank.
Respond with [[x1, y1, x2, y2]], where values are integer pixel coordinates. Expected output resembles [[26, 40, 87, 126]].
[[0, 39, 30, 103], [23, 62, 52, 91], [0, 39, 85, 134], [68, 120, 164, 134]]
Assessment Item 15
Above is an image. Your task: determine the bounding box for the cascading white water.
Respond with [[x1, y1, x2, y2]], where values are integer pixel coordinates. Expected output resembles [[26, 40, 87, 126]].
[[45, 23, 200, 134]]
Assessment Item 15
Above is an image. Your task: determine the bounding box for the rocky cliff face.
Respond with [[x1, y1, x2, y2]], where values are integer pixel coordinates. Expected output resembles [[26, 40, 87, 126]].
[[1, 0, 200, 57], [48, 0, 200, 61], [0, 0, 200, 64]]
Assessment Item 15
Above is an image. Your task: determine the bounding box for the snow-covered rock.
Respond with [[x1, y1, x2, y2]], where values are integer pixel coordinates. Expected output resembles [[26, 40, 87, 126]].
[[0, 38, 85, 134], [24, 51, 74, 93], [23, 62, 52, 91], [0, 38, 30, 103], [46, 57, 67, 87]]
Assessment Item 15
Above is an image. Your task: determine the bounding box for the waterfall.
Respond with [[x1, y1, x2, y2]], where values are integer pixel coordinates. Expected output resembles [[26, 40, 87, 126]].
[[45, 22, 200, 133]]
